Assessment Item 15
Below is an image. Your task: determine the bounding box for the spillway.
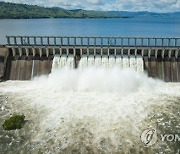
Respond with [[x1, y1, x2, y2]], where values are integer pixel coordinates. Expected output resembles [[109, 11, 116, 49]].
[[129, 57, 137, 71], [108, 56, 116, 68], [88, 56, 95, 67], [137, 56, 144, 73], [78, 56, 88, 69], [1, 36, 180, 82], [70, 55, 144, 73], [52, 55, 75, 72]]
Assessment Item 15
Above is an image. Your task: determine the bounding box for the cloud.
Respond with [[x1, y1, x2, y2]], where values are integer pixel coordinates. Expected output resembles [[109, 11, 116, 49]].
[[1, 0, 180, 12], [87, 0, 102, 4]]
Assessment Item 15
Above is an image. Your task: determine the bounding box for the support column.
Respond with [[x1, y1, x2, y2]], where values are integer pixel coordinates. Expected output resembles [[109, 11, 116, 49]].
[[46, 48, 49, 57], [53, 48, 56, 55], [25, 48, 29, 57], [94, 48, 96, 57], [12, 48, 16, 57], [128, 49, 130, 58], [87, 48, 90, 57], [18, 48, 22, 57], [135, 49, 137, 58], [148, 49, 151, 59], [32, 48, 36, 57], [162, 49, 165, 59], [108, 48, 110, 57], [141, 49, 144, 58], [39, 48, 43, 57], [121, 48, 123, 58], [66, 48, 69, 57], [73, 48, 76, 57], [101, 48, 103, 57], [155, 49, 158, 59], [168, 50, 172, 59], [80, 48, 83, 57], [60, 48, 62, 56], [114, 48, 117, 58]]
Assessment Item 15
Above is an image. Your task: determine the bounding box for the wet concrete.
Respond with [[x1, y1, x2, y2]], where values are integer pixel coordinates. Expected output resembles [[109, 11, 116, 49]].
[[0, 47, 180, 82], [7, 58, 52, 80]]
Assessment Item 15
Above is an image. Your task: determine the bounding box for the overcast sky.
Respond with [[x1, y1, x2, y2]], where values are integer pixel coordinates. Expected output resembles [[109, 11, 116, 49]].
[[1, 0, 180, 12]]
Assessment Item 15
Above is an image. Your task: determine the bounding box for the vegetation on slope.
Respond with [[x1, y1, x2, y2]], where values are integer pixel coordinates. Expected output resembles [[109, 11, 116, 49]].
[[0, 2, 124, 19]]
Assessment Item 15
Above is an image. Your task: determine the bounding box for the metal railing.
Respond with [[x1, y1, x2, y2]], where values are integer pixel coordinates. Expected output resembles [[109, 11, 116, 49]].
[[6, 36, 180, 47]]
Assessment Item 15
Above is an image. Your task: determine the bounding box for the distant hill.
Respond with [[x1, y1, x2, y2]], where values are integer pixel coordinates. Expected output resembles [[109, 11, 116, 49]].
[[109, 11, 180, 18], [0, 2, 125, 19], [0, 2, 179, 19]]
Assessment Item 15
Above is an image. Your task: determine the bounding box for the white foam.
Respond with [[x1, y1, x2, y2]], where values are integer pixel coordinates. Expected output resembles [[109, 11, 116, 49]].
[[122, 56, 130, 68], [130, 56, 137, 71], [52, 55, 75, 72], [0, 68, 179, 153], [34, 67, 156, 93]]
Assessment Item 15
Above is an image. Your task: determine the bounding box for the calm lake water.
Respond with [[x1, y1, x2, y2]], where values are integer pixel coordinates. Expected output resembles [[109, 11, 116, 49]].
[[0, 17, 180, 44]]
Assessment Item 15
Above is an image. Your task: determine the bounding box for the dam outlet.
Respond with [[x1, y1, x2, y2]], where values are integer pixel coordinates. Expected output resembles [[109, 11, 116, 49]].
[[0, 36, 180, 82]]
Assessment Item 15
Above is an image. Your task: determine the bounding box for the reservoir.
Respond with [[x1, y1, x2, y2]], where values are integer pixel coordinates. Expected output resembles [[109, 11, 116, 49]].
[[0, 17, 180, 44]]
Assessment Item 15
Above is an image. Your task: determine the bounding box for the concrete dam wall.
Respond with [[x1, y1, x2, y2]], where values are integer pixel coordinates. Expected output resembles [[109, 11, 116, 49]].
[[0, 36, 180, 82], [6, 56, 53, 80]]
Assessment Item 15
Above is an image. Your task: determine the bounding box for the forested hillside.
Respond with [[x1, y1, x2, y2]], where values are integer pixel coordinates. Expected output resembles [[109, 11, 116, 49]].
[[0, 2, 124, 19]]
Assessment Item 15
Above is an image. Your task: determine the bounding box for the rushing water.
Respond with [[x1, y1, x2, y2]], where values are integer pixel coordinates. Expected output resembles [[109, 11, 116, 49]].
[[0, 56, 180, 153], [52, 55, 144, 72], [71, 55, 144, 73], [52, 55, 75, 72], [0, 69, 180, 154]]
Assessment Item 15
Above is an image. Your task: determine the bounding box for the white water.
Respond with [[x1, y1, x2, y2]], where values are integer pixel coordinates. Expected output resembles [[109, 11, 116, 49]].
[[101, 55, 109, 68], [108, 56, 116, 68], [129, 56, 137, 71], [52, 55, 75, 72], [87, 56, 95, 67], [137, 56, 144, 73], [78, 56, 88, 69], [0, 68, 180, 153], [0, 55, 179, 153], [78, 55, 144, 72], [115, 56, 123, 68], [94, 55, 102, 68]]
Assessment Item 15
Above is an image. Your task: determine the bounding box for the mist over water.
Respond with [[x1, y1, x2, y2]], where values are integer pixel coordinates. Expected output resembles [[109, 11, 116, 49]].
[[0, 63, 180, 153], [49, 54, 146, 93], [34, 67, 156, 93]]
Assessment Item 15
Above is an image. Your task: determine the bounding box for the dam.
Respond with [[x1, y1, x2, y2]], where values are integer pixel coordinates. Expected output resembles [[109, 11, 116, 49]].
[[0, 36, 180, 82]]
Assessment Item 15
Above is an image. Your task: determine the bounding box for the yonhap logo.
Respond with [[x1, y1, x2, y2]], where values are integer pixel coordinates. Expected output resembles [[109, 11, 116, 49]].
[[140, 128, 180, 147], [140, 128, 158, 147]]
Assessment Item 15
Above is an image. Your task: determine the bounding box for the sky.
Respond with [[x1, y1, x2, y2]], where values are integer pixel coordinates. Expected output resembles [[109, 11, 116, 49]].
[[1, 0, 180, 13]]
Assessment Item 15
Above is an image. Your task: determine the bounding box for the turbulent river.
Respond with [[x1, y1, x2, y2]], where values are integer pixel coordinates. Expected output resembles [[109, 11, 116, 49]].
[[0, 59, 180, 153]]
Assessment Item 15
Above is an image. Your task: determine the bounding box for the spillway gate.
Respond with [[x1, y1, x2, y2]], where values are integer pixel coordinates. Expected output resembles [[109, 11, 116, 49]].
[[0, 36, 179, 82]]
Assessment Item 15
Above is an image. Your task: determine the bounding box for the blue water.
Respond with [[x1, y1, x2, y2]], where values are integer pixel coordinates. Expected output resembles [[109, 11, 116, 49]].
[[0, 17, 179, 44]]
